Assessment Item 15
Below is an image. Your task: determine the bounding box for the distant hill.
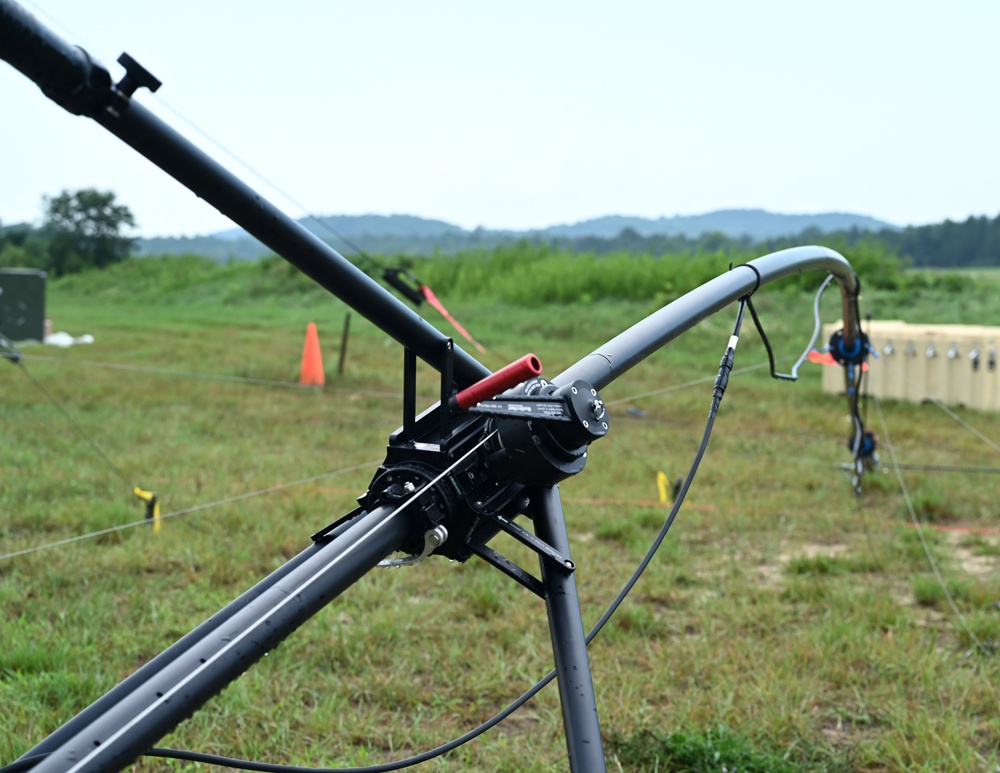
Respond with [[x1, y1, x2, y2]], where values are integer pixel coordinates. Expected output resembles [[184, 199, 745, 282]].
[[135, 209, 896, 260], [537, 209, 893, 241], [211, 214, 467, 243], [137, 234, 268, 262]]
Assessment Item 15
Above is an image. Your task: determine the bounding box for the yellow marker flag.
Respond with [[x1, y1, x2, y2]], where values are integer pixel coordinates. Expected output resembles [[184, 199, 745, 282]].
[[656, 471, 670, 505], [133, 486, 161, 534]]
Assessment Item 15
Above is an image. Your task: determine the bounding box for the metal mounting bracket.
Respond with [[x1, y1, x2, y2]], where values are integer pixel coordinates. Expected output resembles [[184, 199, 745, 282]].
[[379, 525, 449, 568]]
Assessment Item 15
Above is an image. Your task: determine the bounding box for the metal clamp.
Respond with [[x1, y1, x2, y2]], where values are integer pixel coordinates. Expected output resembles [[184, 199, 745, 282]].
[[379, 525, 449, 568]]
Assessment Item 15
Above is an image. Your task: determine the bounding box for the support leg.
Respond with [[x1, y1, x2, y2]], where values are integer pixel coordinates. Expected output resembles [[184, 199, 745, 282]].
[[532, 485, 607, 773]]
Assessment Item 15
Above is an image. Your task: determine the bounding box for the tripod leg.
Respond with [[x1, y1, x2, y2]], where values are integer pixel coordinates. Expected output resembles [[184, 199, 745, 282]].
[[532, 485, 607, 773]]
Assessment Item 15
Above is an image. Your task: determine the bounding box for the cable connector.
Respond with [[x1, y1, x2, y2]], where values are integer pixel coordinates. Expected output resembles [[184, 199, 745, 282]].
[[713, 294, 748, 411], [713, 345, 736, 409]]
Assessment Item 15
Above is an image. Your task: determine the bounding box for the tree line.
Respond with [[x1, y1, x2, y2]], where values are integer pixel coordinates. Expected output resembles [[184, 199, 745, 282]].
[[0, 189, 136, 276], [555, 213, 1000, 269], [832, 215, 1000, 268], [2, 188, 997, 274]]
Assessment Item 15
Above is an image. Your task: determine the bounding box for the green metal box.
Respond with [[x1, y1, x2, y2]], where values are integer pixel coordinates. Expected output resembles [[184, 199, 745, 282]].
[[0, 268, 47, 342]]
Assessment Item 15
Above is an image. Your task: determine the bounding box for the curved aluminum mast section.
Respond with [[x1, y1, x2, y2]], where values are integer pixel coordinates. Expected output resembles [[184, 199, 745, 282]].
[[557, 246, 861, 390]]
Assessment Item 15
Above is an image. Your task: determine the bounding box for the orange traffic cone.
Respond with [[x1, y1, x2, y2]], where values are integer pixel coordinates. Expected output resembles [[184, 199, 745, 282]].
[[299, 322, 325, 386]]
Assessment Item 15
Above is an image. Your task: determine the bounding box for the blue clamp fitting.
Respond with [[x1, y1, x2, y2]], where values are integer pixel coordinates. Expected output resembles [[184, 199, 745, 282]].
[[828, 329, 870, 367]]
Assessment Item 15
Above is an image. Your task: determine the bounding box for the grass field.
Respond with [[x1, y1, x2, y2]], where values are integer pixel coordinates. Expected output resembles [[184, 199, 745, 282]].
[[2, 254, 1000, 771]]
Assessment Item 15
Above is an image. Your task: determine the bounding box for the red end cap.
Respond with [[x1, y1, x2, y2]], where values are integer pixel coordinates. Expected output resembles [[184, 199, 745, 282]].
[[455, 353, 543, 410]]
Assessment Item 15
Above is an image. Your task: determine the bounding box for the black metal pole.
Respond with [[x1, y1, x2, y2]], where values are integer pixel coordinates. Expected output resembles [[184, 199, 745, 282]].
[[92, 100, 489, 389], [22, 504, 412, 773], [531, 485, 607, 773], [18, 537, 336, 760]]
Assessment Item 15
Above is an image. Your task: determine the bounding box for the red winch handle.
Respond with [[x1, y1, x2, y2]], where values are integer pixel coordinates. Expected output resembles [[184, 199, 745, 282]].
[[454, 353, 543, 410]]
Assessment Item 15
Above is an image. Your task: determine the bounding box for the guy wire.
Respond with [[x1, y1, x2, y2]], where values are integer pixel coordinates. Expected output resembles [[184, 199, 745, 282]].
[[15, 353, 402, 399], [0, 462, 379, 562], [873, 396, 992, 657], [11, 358, 134, 486]]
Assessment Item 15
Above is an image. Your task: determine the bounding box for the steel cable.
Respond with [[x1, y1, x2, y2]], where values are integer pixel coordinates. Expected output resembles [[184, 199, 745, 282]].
[[8, 352, 403, 398], [0, 461, 378, 562], [873, 396, 993, 657]]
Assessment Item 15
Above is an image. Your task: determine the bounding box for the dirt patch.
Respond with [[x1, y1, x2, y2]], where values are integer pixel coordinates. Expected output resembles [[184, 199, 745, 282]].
[[785, 542, 850, 561], [752, 541, 850, 586], [946, 531, 999, 578], [754, 562, 783, 587]]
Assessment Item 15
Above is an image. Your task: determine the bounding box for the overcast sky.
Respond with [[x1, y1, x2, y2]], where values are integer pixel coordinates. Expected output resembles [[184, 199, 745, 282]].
[[1, 0, 998, 238]]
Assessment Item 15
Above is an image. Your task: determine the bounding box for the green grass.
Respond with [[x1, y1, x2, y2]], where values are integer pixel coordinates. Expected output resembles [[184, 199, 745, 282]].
[[2, 253, 1000, 771], [609, 725, 825, 772]]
